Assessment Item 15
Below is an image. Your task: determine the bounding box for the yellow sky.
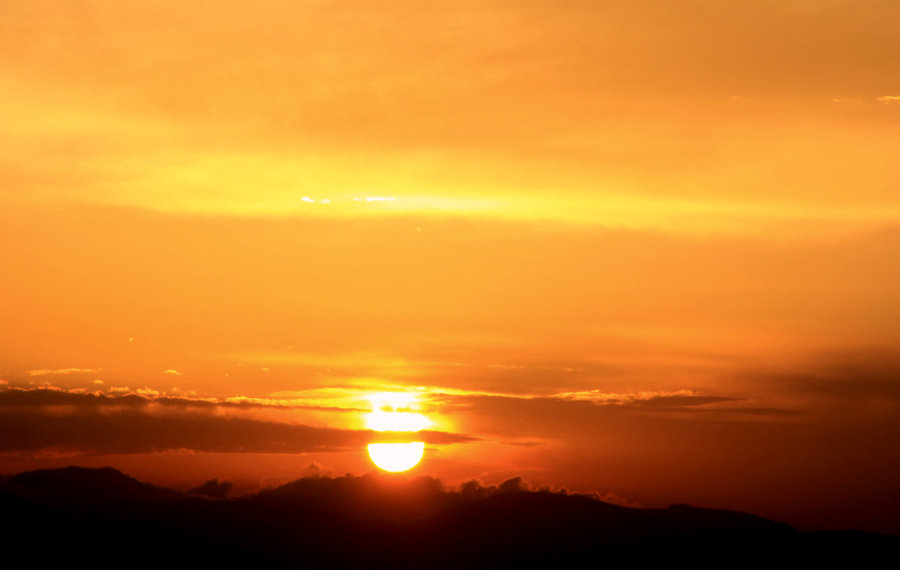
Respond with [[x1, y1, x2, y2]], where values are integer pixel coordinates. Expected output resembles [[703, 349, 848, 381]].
[[3, 1, 900, 234]]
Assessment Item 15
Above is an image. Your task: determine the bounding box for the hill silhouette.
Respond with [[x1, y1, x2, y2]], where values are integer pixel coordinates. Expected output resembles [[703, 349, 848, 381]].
[[1, 466, 896, 568]]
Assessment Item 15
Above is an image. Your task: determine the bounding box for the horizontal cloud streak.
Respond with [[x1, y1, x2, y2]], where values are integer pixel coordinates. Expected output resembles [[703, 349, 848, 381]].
[[0, 389, 476, 456], [0, 387, 363, 413], [26, 368, 99, 376]]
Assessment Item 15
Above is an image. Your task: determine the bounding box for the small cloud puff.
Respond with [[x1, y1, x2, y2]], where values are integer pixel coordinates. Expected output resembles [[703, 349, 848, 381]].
[[188, 478, 234, 499]]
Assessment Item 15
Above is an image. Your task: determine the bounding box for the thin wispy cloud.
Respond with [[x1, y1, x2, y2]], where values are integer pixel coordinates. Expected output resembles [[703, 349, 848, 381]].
[[26, 368, 99, 376]]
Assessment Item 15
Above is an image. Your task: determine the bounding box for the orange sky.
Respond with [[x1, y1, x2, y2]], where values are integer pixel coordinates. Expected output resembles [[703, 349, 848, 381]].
[[2, 0, 900, 534]]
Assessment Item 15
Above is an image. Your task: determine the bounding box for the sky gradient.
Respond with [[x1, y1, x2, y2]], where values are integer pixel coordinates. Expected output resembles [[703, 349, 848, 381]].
[[2, 0, 899, 534]]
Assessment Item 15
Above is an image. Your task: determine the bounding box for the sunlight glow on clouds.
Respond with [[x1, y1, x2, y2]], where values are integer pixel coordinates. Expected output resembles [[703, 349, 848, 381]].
[[366, 392, 433, 432]]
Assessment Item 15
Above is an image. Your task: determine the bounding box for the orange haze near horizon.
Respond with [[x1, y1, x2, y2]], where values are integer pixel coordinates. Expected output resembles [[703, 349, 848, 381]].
[[2, 0, 900, 535]]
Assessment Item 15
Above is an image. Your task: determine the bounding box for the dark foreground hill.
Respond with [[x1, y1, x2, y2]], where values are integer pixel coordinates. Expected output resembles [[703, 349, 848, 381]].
[[1, 466, 896, 568]]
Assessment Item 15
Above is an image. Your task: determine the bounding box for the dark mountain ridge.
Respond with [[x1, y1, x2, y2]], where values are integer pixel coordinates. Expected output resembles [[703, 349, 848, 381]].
[[1, 466, 895, 568]]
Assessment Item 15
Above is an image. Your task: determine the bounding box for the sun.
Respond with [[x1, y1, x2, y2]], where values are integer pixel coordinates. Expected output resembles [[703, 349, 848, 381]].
[[365, 392, 430, 472], [367, 442, 426, 472]]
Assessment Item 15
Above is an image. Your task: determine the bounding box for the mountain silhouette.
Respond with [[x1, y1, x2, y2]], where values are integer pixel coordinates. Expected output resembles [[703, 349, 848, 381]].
[[9, 465, 175, 503], [1, 466, 896, 568]]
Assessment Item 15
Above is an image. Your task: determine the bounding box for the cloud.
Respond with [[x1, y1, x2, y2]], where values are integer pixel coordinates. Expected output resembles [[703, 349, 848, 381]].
[[0, 388, 477, 456], [633, 394, 741, 408], [735, 349, 900, 418], [458, 477, 524, 501], [0, 385, 361, 413], [550, 389, 740, 408], [26, 368, 99, 376], [431, 388, 790, 435], [257, 471, 545, 523], [163, 369, 183, 376], [263, 471, 632, 522], [877, 95, 900, 104], [188, 478, 233, 499], [582, 491, 643, 509], [436, 348, 900, 440], [502, 440, 544, 448]]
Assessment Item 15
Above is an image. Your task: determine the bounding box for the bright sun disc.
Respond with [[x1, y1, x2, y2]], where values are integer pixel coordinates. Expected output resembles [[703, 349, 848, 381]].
[[367, 442, 425, 472]]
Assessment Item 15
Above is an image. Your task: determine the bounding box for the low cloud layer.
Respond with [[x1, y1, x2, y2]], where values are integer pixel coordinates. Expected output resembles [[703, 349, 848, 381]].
[[0, 389, 475, 456]]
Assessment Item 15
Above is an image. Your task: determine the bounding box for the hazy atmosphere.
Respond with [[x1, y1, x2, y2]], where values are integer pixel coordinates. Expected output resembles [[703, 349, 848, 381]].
[[2, 0, 899, 536]]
